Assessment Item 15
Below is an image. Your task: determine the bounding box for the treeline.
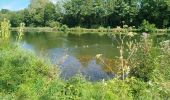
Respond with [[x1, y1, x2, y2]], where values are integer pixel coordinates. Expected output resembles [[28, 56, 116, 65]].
[[0, 0, 170, 28]]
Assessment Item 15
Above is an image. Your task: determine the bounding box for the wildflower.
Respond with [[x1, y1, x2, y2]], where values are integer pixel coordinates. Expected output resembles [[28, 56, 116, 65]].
[[116, 26, 121, 29], [148, 81, 153, 86], [127, 32, 134, 37], [142, 32, 148, 39], [102, 79, 107, 86], [123, 25, 128, 28], [95, 54, 103, 59]]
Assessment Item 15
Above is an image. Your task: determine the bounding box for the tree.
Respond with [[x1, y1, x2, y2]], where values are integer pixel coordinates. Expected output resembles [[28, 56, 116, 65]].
[[44, 2, 57, 26], [10, 11, 24, 27], [27, 0, 50, 26], [137, 0, 170, 28]]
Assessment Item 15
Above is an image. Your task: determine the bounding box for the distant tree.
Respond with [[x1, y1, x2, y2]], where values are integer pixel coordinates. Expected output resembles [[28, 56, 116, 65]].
[[27, 0, 50, 26], [44, 2, 57, 26], [1, 0, 169, 28], [137, 0, 170, 28], [0, 9, 10, 14], [10, 12, 23, 27]]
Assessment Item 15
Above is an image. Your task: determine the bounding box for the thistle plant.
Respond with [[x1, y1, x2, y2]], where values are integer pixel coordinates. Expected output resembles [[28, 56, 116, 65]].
[[17, 23, 25, 42], [0, 18, 11, 40], [108, 28, 138, 80], [95, 30, 138, 80]]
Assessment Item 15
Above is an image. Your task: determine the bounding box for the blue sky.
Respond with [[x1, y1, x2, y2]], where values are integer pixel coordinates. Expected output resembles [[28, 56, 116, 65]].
[[0, 0, 30, 11]]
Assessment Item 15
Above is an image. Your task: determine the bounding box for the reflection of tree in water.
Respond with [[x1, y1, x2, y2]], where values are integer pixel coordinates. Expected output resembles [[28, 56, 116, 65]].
[[96, 57, 129, 76], [77, 55, 94, 67], [77, 54, 127, 76], [23, 32, 69, 49]]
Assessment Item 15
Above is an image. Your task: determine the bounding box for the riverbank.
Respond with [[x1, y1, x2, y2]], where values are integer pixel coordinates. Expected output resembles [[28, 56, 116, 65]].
[[11, 27, 170, 35]]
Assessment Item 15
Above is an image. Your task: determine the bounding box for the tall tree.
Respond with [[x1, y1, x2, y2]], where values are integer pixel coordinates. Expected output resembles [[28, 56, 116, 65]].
[[137, 0, 170, 28]]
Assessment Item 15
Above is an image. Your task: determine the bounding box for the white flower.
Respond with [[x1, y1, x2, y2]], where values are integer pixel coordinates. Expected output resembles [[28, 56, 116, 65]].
[[142, 32, 148, 39], [127, 32, 134, 37], [116, 26, 121, 29], [95, 54, 103, 59]]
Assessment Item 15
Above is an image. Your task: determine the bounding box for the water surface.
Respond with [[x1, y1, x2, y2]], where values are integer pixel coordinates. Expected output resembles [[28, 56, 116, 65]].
[[11, 32, 167, 81]]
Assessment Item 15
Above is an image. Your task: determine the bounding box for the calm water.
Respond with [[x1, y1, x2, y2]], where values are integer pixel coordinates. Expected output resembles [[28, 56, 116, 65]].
[[11, 32, 168, 81]]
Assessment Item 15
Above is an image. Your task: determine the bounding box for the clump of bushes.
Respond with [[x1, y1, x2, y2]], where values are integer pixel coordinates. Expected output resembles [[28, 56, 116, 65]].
[[139, 20, 156, 33], [59, 25, 68, 32], [46, 20, 61, 28]]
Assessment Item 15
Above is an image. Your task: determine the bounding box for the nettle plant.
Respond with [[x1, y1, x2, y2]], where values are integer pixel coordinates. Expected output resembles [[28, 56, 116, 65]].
[[0, 18, 11, 40], [17, 23, 25, 42], [0, 18, 25, 47]]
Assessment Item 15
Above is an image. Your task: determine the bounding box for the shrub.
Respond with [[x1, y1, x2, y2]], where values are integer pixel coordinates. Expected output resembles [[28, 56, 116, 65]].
[[46, 20, 61, 28], [139, 20, 156, 33], [129, 37, 165, 82], [59, 25, 68, 32]]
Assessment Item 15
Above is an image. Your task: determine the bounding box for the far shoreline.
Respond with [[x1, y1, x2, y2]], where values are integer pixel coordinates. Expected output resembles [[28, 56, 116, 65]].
[[11, 27, 169, 35]]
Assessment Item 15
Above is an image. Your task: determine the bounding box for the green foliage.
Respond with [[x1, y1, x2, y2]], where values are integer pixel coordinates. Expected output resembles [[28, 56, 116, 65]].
[[46, 20, 61, 28], [159, 40, 170, 80], [138, 0, 170, 28], [0, 45, 57, 99], [139, 20, 156, 33], [10, 12, 23, 27], [0, 0, 170, 28], [129, 37, 168, 82], [127, 77, 170, 99], [59, 25, 68, 32], [0, 18, 10, 40], [17, 23, 25, 42]]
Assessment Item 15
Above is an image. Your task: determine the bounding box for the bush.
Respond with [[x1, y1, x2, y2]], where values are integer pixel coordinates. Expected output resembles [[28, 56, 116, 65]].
[[139, 20, 156, 33], [46, 20, 61, 28], [129, 38, 163, 82], [59, 25, 68, 32]]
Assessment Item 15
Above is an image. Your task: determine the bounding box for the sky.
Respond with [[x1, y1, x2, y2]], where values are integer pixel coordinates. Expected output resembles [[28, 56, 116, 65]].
[[0, 0, 30, 11]]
